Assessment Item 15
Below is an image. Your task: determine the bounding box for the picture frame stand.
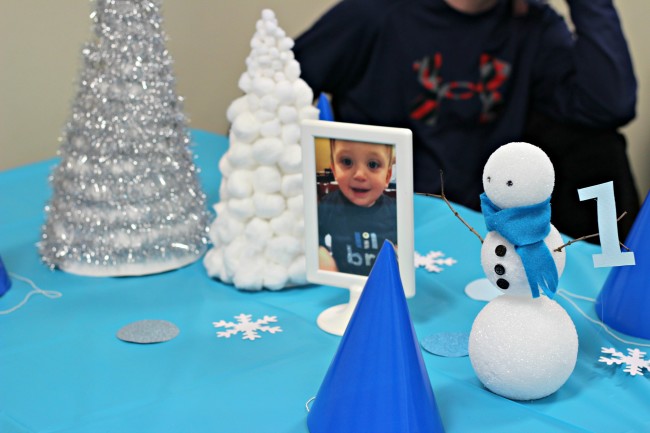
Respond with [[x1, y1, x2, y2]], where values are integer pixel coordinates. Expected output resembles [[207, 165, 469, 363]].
[[316, 284, 364, 336]]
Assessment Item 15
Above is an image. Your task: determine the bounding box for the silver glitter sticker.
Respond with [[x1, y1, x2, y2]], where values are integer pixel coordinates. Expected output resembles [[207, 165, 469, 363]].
[[117, 319, 179, 344]]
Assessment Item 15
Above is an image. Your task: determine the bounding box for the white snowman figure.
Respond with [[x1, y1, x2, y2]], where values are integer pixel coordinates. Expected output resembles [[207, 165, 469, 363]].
[[468, 142, 578, 401]]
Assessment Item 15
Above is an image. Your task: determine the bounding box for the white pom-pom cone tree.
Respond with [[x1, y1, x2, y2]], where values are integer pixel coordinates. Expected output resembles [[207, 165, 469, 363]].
[[203, 9, 318, 290]]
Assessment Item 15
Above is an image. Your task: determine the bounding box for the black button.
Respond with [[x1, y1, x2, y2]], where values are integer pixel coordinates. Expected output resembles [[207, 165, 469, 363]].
[[495, 245, 507, 257], [494, 264, 505, 275], [496, 278, 509, 290]]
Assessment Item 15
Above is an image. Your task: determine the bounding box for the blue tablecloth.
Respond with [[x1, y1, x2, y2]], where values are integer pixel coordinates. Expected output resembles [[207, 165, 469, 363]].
[[1, 130, 648, 433]]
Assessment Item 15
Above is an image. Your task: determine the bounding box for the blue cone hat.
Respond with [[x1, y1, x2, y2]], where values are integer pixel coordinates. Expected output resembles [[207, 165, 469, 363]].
[[307, 241, 445, 433], [316, 93, 334, 121], [0, 255, 11, 297], [596, 194, 650, 339]]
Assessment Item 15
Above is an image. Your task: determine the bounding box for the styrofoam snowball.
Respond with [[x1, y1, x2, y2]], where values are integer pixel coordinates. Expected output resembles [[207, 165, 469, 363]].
[[263, 263, 289, 291], [469, 295, 578, 400], [268, 47, 280, 59], [292, 219, 305, 237], [207, 217, 221, 245], [233, 255, 264, 290], [260, 119, 281, 137], [252, 137, 284, 165], [288, 255, 307, 285], [226, 95, 249, 123], [287, 195, 303, 216], [274, 28, 286, 40], [227, 143, 255, 169], [238, 73, 253, 94], [216, 212, 245, 244], [224, 236, 247, 275], [278, 37, 294, 51], [280, 51, 293, 62], [250, 35, 262, 49], [285, 59, 301, 81], [246, 94, 260, 111], [203, 247, 223, 278], [273, 72, 286, 82], [254, 45, 269, 56], [264, 20, 278, 32], [253, 166, 282, 194], [226, 170, 254, 198], [483, 142, 555, 209], [265, 235, 302, 266], [260, 94, 279, 112], [261, 9, 275, 21], [293, 80, 314, 107], [481, 225, 566, 298], [227, 197, 256, 220], [255, 110, 276, 123], [218, 154, 232, 178], [232, 112, 260, 143], [218, 181, 229, 202], [253, 76, 275, 96], [274, 80, 294, 104], [270, 210, 296, 235], [244, 218, 273, 251], [281, 124, 301, 145], [253, 192, 286, 218], [278, 144, 302, 174], [257, 55, 271, 68], [278, 106, 298, 124], [299, 105, 319, 121], [281, 173, 303, 197]]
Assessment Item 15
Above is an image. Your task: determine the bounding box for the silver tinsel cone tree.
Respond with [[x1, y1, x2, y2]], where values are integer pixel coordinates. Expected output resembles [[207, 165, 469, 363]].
[[203, 9, 318, 290], [40, 0, 209, 276]]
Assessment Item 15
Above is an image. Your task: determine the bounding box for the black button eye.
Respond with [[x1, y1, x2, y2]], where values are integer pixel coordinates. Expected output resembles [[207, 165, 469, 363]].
[[486, 176, 491, 183], [506, 180, 513, 187]]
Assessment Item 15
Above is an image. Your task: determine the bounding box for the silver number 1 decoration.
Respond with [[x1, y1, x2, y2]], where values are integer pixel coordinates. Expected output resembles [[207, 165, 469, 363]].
[[578, 181, 635, 268]]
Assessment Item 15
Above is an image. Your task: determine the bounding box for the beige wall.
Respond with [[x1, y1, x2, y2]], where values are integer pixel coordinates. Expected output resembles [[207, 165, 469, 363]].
[[1, 0, 648, 200]]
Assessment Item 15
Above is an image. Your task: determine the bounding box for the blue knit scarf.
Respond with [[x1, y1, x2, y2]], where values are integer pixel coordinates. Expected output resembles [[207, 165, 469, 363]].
[[480, 193, 558, 298]]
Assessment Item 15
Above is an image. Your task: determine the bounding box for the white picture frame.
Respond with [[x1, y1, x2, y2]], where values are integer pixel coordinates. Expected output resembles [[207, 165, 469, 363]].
[[301, 120, 414, 335]]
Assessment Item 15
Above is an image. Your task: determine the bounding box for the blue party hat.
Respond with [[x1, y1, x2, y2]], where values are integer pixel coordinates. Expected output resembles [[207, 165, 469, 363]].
[[596, 193, 650, 339], [307, 241, 445, 433], [0, 255, 11, 297], [316, 93, 334, 121]]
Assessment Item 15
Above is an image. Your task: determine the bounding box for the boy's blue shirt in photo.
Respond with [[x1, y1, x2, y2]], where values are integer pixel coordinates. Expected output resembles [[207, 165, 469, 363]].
[[318, 189, 397, 276]]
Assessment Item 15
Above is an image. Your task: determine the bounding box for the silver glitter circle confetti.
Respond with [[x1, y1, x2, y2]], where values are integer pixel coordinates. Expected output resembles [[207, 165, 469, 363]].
[[117, 319, 179, 344], [421, 332, 470, 357], [39, 0, 209, 276]]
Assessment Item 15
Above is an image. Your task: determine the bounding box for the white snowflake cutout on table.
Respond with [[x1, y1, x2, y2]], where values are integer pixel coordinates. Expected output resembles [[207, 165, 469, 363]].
[[599, 347, 650, 376], [414, 251, 457, 273], [213, 313, 282, 341]]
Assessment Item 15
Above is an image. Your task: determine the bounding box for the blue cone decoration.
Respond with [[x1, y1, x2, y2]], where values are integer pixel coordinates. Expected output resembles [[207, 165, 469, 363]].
[[0, 255, 11, 297], [307, 241, 445, 433], [596, 193, 650, 339], [316, 93, 334, 121]]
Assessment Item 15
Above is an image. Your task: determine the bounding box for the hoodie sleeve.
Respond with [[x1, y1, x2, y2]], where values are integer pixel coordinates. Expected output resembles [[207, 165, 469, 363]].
[[531, 0, 637, 127]]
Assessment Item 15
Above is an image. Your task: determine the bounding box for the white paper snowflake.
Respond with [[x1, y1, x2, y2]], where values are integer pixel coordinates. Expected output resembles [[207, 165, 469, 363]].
[[213, 313, 282, 341], [599, 347, 650, 376], [414, 251, 457, 273]]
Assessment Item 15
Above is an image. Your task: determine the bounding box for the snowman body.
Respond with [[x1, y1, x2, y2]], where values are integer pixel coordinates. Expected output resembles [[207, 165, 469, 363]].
[[469, 142, 578, 401], [481, 225, 565, 298]]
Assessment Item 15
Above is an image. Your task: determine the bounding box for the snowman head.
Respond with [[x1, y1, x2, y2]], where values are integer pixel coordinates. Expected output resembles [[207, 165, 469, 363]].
[[482, 142, 554, 209]]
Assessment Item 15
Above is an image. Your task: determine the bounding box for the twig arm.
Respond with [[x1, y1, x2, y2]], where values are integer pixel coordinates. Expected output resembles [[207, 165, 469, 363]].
[[554, 212, 630, 252], [417, 171, 484, 244]]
